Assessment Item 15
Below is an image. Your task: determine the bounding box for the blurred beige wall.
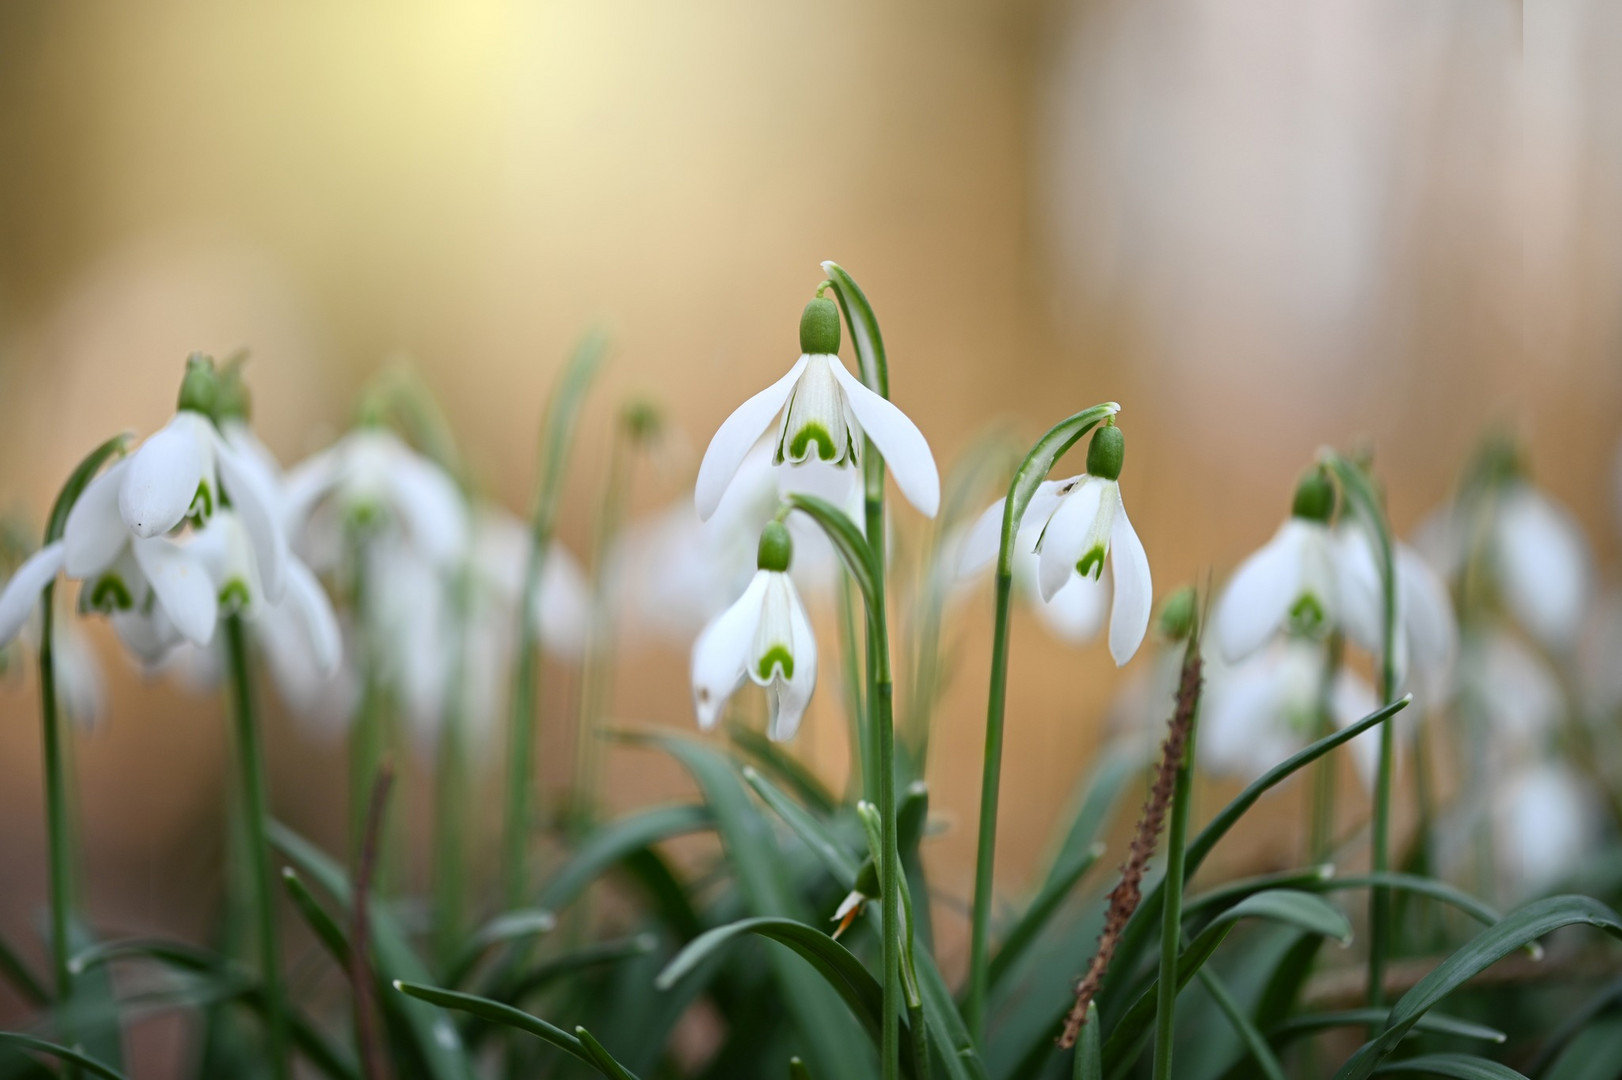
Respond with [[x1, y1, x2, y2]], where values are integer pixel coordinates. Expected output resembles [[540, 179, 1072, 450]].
[[1, 0, 1618, 1004]]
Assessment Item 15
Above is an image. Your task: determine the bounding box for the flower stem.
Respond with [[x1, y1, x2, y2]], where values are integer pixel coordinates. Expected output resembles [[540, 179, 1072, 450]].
[[865, 467, 901, 1080], [432, 570, 471, 968], [965, 567, 1013, 1042], [1308, 633, 1345, 862], [36, 585, 76, 1068], [1152, 638, 1200, 1080], [224, 614, 288, 1080]]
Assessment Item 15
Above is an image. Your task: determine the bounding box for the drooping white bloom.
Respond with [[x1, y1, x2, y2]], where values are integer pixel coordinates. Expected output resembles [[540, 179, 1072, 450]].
[[1198, 640, 1376, 783], [691, 521, 817, 741], [958, 423, 1151, 665], [1457, 629, 1564, 755], [0, 547, 106, 729], [694, 296, 939, 521], [1495, 761, 1598, 899], [283, 427, 469, 574], [1334, 525, 1458, 704]]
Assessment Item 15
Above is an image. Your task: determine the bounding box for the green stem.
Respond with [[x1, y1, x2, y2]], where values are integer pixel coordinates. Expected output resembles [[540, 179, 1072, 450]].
[[1308, 633, 1344, 862], [1152, 665, 1198, 1080], [432, 570, 472, 968], [224, 614, 288, 1080], [37, 585, 76, 1067], [965, 568, 1013, 1042], [907, 1001, 932, 1080], [837, 572, 870, 803], [866, 467, 901, 1080]]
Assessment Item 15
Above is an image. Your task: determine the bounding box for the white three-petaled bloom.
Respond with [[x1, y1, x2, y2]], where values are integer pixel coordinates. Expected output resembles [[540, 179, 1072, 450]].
[[958, 420, 1152, 665], [691, 521, 817, 741], [694, 295, 940, 522]]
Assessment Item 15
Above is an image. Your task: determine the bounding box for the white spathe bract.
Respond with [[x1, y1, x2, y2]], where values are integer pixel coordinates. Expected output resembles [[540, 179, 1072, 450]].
[[695, 353, 939, 521], [118, 410, 289, 603], [691, 568, 817, 741], [1214, 518, 1339, 663], [958, 473, 1151, 665], [283, 428, 469, 573]]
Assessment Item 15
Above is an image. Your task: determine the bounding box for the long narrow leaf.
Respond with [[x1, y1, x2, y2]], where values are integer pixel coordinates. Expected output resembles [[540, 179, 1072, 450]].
[[743, 765, 861, 887], [537, 803, 715, 912], [1271, 1010, 1506, 1046], [395, 980, 594, 1068], [575, 1025, 641, 1080], [1371, 1055, 1528, 1080], [1196, 967, 1288, 1080], [0, 1032, 126, 1080]]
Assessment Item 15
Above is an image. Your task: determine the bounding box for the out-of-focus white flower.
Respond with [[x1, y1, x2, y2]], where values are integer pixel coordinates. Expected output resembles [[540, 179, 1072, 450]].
[[959, 423, 1151, 665], [691, 522, 817, 741], [283, 427, 469, 573], [1214, 468, 1341, 663], [1334, 525, 1458, 704], [695, 296, 939, 521], [1417, 479, 1590, 653], [0, 550, 106, 730], [1495, 761, 1598, 899], [1457, 629, 1564, 757], [1199, 640, 1376, 784]]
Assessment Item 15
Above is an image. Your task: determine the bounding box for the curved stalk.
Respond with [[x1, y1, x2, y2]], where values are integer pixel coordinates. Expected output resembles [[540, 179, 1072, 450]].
[[37, 588, 75, 1070], [224, 614, 289, 1080], [965, 403, 1119, 1043]]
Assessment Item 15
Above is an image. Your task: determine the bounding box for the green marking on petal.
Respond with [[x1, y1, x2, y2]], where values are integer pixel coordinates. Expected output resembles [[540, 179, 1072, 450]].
[[788, 422, 837, 463], [89, 575, 134, 612], [757, 646, 794, 681], [1289, 592, 1326, 634], [1075, 545, 1107, 581], [219, 579, 251, 612], [188, 478, 214, 525]]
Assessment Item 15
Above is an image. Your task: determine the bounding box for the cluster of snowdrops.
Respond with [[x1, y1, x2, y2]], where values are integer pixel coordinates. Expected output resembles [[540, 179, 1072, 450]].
[[2, 261, 1621, 1079]]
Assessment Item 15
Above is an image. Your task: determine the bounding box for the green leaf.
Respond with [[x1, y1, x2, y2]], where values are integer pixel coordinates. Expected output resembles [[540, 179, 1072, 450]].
[[1371, 1054, 1528, 1079], [445, 908, 556, 987], [1270, 1010, 1506, 1046], [575, 1025, 641, 1080], [731, 725, 839, 815], [0, 928, 49, 1006], [1197, 967, 1288, 1080], [1183, 867, 1337, 922], [281, 868, 352, 967], [536, 803, 715, 912], [743, 765, 861, 888], [0, 1032, 127, 1079], [394, 980, 596, 1071], [784, 493, 879, 614], [1336, 896, 1622, 1080], [1103, 891, 1353, 1075], [270, 822, 475, 1080], [1074, 1002, 1101, 1080], [46, 432, 131, 543], [820, 262, 888, 395], [791, 1056, 815, 1080], [501, 934, 660, 1005], [915, 949, 991, 1080]]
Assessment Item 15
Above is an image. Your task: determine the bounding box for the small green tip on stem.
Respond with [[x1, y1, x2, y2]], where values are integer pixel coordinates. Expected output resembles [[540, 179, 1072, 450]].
[[1292, 466, 1336, 522], [800, 297, 842, 355], [176, 353, 219, 416], [1086, 423, 1124, 481], [1158, 586, 1198, 641], [757, 521, 794, 572]]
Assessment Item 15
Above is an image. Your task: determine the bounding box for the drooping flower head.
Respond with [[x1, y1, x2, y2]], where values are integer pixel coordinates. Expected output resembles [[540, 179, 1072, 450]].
[[695, 290, 940, 522], [959, 420, 1152, 665], [690, 520, 818, 741]]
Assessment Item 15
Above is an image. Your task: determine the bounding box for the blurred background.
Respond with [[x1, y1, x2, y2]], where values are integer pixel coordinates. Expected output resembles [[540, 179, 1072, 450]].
[[0, 0, 1618, 1065]]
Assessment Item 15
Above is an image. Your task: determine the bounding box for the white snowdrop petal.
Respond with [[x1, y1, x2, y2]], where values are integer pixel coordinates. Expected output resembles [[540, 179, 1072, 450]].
[[958, 498, 1008, 578], [767, 577, 818, 742], [1333, 526, 1384, 658], [690, 572, 769, 729], [1214, 522, 1306, 663], [110, 609, 182, 666], [64, 459, 131, 578], [1332, 670, 1382, 789], [536, 543, 592, 659], [119, 414, 210, 538], [280, 446, 343, 535], [1036, 478, 1103, 603], [384, 448, 469, 568], [695, 358, 808, 521], [1396, 544, 1457, 704], [215, 431, 290, 603], [1107, 495, 1153, 666], [0, 541, 66, 648], [1495, 485, 1590, 651], [132, 536, 218, 646], [828, 358, 940, 518], [284, 557, 342, 677], [1025, 545, 1108, 644]]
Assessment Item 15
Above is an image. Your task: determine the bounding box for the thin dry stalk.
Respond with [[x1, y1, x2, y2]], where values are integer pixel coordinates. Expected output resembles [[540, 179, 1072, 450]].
[[351, 761, 395, 1080], [1058, 638, 1204, 1049]]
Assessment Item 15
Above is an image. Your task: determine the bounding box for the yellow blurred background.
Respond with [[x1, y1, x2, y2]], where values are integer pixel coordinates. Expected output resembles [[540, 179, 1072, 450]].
[[1, 0, 1618, 1060]]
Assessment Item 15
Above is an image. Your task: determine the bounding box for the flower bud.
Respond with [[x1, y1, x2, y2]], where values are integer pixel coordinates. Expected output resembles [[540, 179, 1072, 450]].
[[757, 520, 794, 572], [1158, 585, 1197, 641], [1291, 466, 1335, 523], [176, 353, 218, 416], [1086, 422, 1124, 481], [799, 297, 842, 356]]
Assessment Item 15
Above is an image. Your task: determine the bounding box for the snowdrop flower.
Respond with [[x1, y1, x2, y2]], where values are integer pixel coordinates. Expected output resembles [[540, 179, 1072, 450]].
[[1335, 525, 1458, 703], [1458, 629, 1564, 755], [283, 426, 469, 574], [0, 543, 106, 729], [691, 521, 817, 741], [694, 295, 940, 521], [117, 355, 289, 603], [1199, 640, 1376, 783], [1214, 467, 1341, 663], [958, 422, 1152, 665], [1495, 760, 1598, 899]]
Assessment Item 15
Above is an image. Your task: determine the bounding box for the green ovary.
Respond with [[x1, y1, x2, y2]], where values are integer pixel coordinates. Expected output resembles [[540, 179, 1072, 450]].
[[787, 423, 838, 463], [757, 646, 794, 681], [1075, 545, 1107, 581]]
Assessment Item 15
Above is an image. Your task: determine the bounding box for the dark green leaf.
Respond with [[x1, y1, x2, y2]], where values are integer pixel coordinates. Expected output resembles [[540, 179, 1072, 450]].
[[445, 908, 555, 987], [784, 493, 879, 614], [916, 949, 991, 1080], [743, 765, 861, 888], [281, 868, 352, 967], [575, 1025, 641, 1080], [1371, 1054, 1528, 1079], [0, 1032, 126, 1079], [820, 262, 888, 395], [1197, 967, 1288, 1080], [731, 725, 839, 815], [536, 803, 714, 911], [394, 980, 595, 1069], [1074, 1002, 1101, 1080], [1270, 1010, 1506, 1046]]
